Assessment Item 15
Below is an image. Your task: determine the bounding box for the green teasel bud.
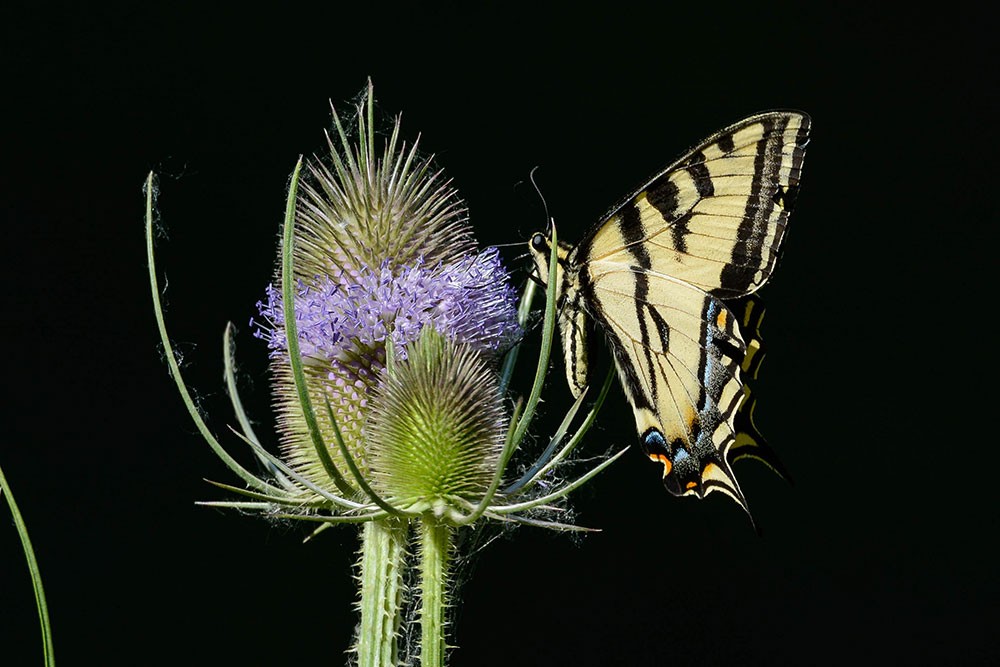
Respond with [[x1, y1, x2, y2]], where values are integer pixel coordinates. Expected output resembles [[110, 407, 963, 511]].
[[366, 328, 507, 520]]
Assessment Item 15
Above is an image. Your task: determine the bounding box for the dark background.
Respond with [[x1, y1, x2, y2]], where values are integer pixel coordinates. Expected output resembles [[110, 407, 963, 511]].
[[2, 4, 995, 665]]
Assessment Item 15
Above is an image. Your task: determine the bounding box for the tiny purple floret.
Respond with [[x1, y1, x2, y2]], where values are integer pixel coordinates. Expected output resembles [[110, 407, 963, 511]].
[[253, 248, 521, 364]]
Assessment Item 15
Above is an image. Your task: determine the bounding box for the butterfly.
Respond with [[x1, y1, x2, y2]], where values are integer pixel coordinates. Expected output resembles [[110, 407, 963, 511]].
[[528, 111, 810, 520]]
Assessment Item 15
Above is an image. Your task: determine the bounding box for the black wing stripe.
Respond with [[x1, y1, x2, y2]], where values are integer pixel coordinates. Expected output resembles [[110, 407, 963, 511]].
[[646, 178, 680, 220], [721, 115, 784, 293], [603, 325, 652, 411], [717, 131, 736, 154], [619, 204, 662, 401], [685, 152, 715, 198]]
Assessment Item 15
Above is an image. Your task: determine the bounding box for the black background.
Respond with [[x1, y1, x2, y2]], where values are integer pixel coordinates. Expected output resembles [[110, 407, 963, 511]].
[[2, 4, 995, 665]]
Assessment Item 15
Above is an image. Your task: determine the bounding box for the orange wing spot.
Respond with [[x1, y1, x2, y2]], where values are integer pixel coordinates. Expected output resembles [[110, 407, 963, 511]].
[[716, 309, 727, 328], [648, 453, 672, 476], [685, 481, 698, 490]]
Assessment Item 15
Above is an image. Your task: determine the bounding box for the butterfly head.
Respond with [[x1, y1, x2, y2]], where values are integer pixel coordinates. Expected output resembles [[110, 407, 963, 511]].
[[527, 227, 572, 290], [529, 230, 550, 256]]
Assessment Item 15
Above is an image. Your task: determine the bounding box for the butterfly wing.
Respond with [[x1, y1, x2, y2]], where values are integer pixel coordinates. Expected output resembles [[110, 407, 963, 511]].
[[584, 261, 753, 508], [563, 111, 810, 514], [572, 111, 810, 299]]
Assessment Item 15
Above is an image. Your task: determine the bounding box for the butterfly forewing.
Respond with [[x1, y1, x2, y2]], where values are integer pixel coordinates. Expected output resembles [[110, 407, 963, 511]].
[[577, 112, 810, 299]]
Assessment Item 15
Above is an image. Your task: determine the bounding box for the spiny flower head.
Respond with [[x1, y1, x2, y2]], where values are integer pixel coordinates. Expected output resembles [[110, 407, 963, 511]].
[[292, 85, 475, 280], [146, 91, 622, 533], [253, 83, 520, 490]]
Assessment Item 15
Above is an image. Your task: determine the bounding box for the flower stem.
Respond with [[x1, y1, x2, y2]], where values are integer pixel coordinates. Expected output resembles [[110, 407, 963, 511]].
[[356, 519, 408, 667], [1, 462, 55, 667], [419, 518, 452, 667]]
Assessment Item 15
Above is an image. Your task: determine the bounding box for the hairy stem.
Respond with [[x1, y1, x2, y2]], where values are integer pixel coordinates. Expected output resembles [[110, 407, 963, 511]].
[[419, 518, 452, 667], [356, 519, 408, 667]]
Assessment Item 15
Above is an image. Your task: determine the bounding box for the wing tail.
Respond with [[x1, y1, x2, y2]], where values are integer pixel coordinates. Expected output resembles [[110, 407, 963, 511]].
[[727, 298, 792, 484]]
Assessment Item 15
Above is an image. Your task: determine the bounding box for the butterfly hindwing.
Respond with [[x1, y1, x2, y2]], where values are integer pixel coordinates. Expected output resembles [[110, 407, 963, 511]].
[[728, 297, 792, 482], [528, 110, 810, 520], [584, 263, 750, 507]]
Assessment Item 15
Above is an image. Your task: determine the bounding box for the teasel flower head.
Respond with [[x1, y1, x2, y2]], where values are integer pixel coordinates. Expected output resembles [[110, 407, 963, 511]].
[[148, 83, 624, 530], [252, 83, 521, 491]]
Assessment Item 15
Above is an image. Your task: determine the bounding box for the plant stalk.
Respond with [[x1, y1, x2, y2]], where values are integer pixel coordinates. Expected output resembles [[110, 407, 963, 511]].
[[1, 462, 55, 666], [356, 519, 408, 667], [419, 518, 452, 667]]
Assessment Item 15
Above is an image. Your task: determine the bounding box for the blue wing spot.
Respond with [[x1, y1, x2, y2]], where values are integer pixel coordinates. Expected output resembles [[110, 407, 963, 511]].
[[642, 429, 668, 456]]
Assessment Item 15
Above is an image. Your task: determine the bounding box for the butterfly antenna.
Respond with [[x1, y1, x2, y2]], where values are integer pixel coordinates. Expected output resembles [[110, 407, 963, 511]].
[[528, 166, 553, 235]]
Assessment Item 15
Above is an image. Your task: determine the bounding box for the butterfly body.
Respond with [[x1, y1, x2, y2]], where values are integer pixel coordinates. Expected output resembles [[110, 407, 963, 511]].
[[528, 111, 810, 517]]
